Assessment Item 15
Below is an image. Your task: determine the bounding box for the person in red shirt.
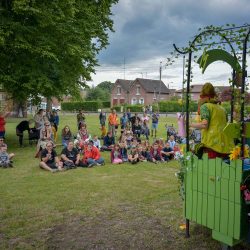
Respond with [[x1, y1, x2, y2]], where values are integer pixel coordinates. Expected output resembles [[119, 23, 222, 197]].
[[0, 111, 11, 138], [83, 141, 105, 167]]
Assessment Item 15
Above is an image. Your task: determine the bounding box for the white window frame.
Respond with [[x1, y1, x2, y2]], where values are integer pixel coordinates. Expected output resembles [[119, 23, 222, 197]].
[[131, 98, 137, 105], [117, 86, 121, 95], [136, 85, 140, 95]]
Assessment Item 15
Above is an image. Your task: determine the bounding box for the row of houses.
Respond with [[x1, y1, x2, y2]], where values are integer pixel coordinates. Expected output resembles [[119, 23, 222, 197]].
[[111, 78, 230, 106]]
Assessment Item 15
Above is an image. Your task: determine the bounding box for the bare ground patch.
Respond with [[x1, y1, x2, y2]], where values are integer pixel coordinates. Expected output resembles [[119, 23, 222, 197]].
[[45, 205, 175, 250]]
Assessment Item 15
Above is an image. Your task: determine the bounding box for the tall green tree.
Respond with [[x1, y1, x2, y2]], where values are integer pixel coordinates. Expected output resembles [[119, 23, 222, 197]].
[[96, 81, 114, 92], [85, 87, 109, 101], [0, 0, 118, 111]]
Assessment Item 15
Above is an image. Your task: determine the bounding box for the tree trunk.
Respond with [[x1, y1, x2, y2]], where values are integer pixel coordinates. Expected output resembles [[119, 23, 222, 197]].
[[46, 98, 52, 113], [12, 101, 27, 118]]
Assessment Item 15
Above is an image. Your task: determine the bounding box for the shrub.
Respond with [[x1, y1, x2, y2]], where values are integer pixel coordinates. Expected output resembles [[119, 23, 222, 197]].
[[157, 101, 198, 112], [61, 101, 110, 111]]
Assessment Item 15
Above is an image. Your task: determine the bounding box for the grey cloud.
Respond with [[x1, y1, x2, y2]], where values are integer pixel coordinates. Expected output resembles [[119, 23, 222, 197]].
[[98, 0, 250, 67]]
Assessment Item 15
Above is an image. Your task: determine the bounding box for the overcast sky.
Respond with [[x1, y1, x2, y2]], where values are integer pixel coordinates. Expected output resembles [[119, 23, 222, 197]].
[[87, 0, 250, 89]]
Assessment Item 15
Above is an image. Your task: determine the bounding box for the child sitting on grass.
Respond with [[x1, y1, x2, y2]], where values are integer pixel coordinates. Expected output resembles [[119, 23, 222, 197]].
[[92, 135, 101, 149], [138, 145, 148, 162], [119, 141, 128, 162], [0, 144, 13, 168], [128, 146, 139, 164], [150, 142, 164, 164], [168, 135, 176, 149], [111, 144, 123, 164], [161, 141, 174, 162]]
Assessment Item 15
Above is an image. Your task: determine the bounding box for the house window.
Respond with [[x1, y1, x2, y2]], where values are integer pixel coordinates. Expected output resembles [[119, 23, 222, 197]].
[[113, 98, 118, 106], [153, 92, 157, 100], [117, 86, 121, 95], [139, 98, 144, 104], [136, 86, 140, 95], [131, 98, 137, 105]]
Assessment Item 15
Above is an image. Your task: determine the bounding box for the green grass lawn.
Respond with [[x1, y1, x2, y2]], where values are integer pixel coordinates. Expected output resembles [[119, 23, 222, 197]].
[[0, 113, 249, 249]]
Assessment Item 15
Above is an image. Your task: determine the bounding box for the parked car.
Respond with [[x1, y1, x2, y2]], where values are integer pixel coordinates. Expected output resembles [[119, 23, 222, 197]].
[[52, 105, 61, 111]]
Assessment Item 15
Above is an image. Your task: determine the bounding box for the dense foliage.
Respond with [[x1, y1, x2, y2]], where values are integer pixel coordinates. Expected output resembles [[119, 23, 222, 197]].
[[61, 101, 110, 111], [0, 0, 118, 105], [85, 81, 114, 101]]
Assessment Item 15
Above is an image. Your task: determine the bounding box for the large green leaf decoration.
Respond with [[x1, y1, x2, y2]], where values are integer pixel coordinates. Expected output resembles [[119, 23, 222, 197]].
[[197, 49, 241, 74]]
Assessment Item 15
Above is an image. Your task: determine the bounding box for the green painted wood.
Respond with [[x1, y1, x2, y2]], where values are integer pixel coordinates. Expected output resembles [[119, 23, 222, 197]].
[[214, 197, 221, 232], [203, 174, 208, 194], [215, 176, 221, 198], [235, 161, 242, 182], [186, 168, 192, 191], [202, 194, 208, 226], [192, 166, 198, 191], [234, 204, 241, 239], [197, 192, 202, 224], [198, 159, 203, 173], [234, 181, 241, 204], [208, 175, 216, 196], [202, 153, 209, 174], [220, 199, 229, 235], [192, 191, 198, 222], [207, 195, 215, 229], [222, 162, 230, 179], [185, 190, 192, 220], [228, 202, 235, 237], [209, 159, 216, 176], [221, 178, 229, 200], [212, 230, 239, 247], [215, 157, 222, 176], [198, 172, 203, 192], [229, 164, 236, 181], [228, 180, 235, 203]]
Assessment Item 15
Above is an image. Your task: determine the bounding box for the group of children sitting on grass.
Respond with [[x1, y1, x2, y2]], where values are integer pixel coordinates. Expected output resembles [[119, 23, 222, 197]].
[[37, 119, 183, 172], [109, 134, 181, 165]]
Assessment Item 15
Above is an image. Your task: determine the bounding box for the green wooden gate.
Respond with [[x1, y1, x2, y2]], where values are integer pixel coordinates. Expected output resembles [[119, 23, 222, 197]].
[[185, 153, 249, 246]]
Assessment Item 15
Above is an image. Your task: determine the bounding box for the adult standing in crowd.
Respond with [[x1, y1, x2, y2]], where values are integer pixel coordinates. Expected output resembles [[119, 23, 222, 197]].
[[108, 109, 118, 137], [77, 110, 85, 130], [126, 108, 131, 125], [49, 110, 59, 131], [151, 111, 159, 138], [99, 109, 106, 127], [141, 112, 150, 139], [130, 113, 141, 127], [120, 112, 128, 134], [34, 109, 45, 133], [16, 119, 34, 147]]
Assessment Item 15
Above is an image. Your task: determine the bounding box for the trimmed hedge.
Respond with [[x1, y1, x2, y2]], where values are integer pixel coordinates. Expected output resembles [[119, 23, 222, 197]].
[[61, 101, 110, 111], [113, 104, 144, 112], [156, 101, 198, 112]]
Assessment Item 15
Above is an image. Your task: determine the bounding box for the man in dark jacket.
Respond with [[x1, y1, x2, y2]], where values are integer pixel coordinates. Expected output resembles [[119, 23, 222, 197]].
[[16, 119, 34, 147]]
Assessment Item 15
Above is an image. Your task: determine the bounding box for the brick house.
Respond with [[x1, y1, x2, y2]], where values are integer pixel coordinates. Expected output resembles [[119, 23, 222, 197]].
[[111, 78, 170, 106]]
